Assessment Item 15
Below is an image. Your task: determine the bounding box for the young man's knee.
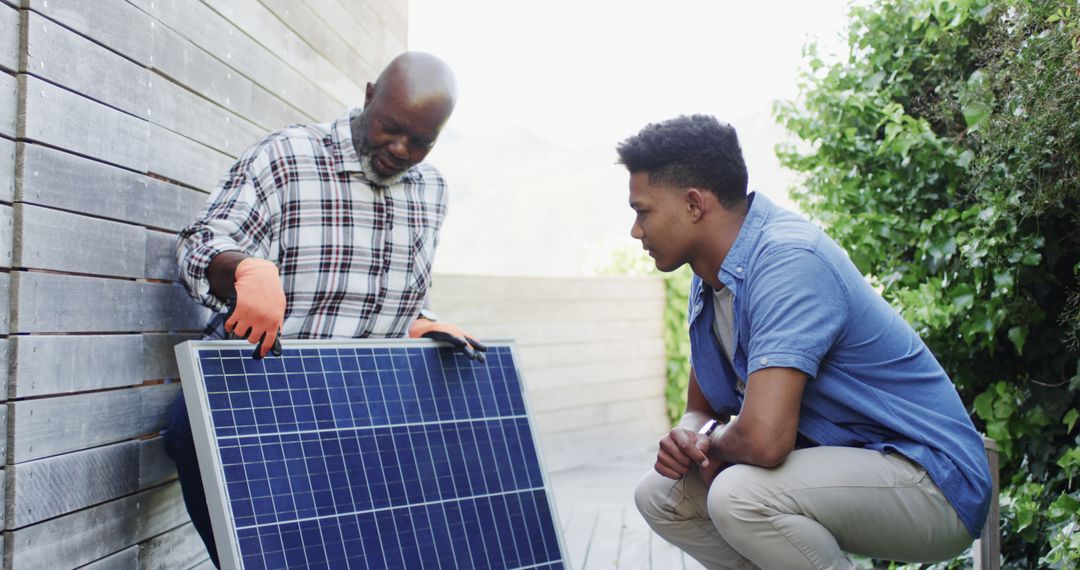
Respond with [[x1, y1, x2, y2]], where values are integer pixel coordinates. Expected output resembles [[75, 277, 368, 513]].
[[707, 465, 770, 535], [634, 470, 678, 524]]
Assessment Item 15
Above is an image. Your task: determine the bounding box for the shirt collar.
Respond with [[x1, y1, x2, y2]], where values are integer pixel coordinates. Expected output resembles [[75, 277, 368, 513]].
[[332, 108, 425, 185], [332, 108, 366, 175], [718, 191, 771, 286]]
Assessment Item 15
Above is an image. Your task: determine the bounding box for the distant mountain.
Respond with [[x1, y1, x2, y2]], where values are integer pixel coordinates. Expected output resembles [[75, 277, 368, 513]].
[[425, 109, 803, 277]]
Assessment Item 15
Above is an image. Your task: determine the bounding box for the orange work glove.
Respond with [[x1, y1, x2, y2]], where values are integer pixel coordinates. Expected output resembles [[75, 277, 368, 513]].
[[408, 319, 488, 362], [225, 257, 286, 358]]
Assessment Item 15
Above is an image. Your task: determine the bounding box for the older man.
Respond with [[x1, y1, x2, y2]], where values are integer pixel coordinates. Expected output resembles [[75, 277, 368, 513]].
[[622, 115, 991, 569], [166, 52, 483, 566]]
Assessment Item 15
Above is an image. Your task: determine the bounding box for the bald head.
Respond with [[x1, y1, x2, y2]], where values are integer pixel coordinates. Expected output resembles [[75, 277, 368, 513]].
[[372, 52, 457, 111], [353, 52, 457, 183]]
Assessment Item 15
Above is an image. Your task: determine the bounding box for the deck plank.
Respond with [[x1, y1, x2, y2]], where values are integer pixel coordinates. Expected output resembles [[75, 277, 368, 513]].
[[586, 507, 624, 569], [562, 506, 599, 570], [616, 508, 651, 570]]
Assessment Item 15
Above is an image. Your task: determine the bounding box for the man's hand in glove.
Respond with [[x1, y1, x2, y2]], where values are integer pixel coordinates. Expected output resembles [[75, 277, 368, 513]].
[[224, 257, 286, 358], [408, 319, 488, 362]]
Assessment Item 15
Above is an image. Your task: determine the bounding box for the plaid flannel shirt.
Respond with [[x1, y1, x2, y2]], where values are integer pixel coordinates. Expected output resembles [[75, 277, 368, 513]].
[[177, 109, 448, 340]]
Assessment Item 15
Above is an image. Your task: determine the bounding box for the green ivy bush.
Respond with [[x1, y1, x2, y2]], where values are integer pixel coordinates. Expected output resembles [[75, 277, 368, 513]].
[[774, 0, 1079, 565]]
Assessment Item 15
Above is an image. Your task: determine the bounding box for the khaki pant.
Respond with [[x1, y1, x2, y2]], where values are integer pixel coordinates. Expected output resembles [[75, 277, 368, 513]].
[[634, 446, 973, 569]]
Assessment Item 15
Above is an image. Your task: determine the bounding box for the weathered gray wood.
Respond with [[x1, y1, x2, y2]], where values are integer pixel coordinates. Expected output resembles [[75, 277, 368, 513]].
[[132, 0, 341, 121], [144, 229, 178, 281], [138, 523, 205, 570], [0, 203, 12, 267], [0, 338, 9, 400], [10, 334, 196, 398], [148, 21, 304, 132], [0, 272, 10, 335], [78, 546, 138, 569], [18, 75, 149, 172], [16, 143, 205, 231], [0, 71, 15, 138], [0, 2, 17, 73], [15, 204, 146, 277], [11, 272, 207, 333], [148, 74, 265, 158], [190, 559, 216, 570], [256, 0, 376, 82], [198, 0, 362, 105], [8, 436, 178, 528], [337, 0, 397, 58], [0, 469, 6, 529], [9, 440, 141, 527], [24, 0, 152, 67], [0, 136, 13, 202], [0, 404, 8, 461], [22, 11, 149, 119], [138, 437, 177, 490], [5, 482, 187, 570], [147, 122, 232, 191], [8, 382, 179, 462]]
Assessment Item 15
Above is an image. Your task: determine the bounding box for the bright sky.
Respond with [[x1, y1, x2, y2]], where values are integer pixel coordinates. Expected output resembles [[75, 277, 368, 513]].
[[408, 0, 851, 148], [407, 0, 853, 276]]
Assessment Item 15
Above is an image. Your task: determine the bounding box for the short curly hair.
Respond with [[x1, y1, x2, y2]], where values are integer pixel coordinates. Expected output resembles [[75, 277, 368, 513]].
[[616, 115, 748, 208]]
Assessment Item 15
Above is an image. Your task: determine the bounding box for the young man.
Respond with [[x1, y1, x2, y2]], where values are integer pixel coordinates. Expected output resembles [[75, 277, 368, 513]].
[[167, 52, 485, 566], [620, 115, 991, 568]]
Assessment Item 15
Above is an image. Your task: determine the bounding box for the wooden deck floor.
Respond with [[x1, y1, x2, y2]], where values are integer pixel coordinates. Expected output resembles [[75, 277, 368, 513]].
[[549, 453, 706, 570]]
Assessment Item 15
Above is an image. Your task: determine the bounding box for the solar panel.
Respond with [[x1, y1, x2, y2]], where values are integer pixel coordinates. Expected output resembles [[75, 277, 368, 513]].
[[175, 339, 568, 570]]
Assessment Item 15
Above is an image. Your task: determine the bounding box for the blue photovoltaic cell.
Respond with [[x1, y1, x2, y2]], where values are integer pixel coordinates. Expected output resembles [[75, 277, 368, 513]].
[[189, 342, 565, 570]]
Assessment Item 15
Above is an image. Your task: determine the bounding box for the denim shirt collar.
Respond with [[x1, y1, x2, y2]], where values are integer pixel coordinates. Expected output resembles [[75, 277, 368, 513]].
[[689, 191, 772, 324]]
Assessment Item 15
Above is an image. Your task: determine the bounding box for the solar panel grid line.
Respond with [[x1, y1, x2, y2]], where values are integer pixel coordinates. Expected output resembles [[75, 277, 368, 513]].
[[176, 339, 569, 570]]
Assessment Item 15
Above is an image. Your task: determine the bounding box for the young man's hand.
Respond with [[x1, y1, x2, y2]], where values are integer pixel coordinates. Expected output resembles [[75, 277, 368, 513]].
[[654, 427, 712, 479]]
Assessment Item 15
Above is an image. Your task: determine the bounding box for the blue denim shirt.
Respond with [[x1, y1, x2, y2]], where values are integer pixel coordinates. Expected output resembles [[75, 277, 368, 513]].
[[688, 192, 991, 537]]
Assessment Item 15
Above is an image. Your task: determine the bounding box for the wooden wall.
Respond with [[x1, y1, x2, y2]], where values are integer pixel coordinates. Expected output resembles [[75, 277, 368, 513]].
[[0, 0, 670, 567], [1, 0, 407, 567], [430, 275, 669, 473]]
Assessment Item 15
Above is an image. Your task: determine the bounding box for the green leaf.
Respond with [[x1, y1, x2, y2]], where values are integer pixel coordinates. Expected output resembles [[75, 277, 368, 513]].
[[1065, 409, 1079, 433], [1008, 326, 1027, 355], [963, 101, 991, 129]]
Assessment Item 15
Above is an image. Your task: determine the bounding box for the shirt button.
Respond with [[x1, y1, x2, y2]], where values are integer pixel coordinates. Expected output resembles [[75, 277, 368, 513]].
[[759, 357, 768, 365], [736, 267, 744, 273]]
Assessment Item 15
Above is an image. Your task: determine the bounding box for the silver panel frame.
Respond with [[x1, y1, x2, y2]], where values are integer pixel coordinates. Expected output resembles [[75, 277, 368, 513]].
[[175, 338, 570, 570]]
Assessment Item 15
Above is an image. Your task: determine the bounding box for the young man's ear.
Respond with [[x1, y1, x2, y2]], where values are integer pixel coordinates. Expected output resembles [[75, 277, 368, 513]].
[[685, 188, 706, 221]]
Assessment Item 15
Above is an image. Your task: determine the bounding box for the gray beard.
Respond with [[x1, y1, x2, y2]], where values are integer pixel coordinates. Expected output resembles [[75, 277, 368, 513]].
[[358, 152, 409, 187], [351, 112, 408, 187]]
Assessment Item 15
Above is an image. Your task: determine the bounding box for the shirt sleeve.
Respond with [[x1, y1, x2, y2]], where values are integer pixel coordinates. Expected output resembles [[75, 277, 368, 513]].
[[175, 144, 278, 312], [744, 246, 851, 379]]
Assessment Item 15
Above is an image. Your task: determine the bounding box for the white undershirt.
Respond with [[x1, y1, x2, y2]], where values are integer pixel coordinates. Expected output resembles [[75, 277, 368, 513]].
[[711, 286, 746, 394]]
